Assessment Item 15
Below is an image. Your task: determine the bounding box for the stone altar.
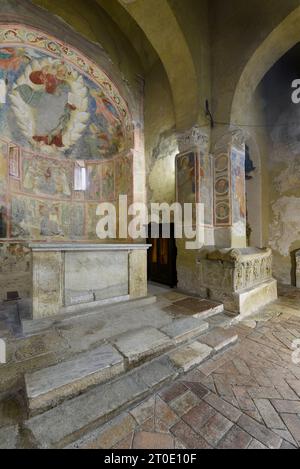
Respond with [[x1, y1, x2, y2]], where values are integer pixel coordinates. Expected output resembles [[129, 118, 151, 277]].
[[196, 247, 278, 317], [29, 243, 150, 319]]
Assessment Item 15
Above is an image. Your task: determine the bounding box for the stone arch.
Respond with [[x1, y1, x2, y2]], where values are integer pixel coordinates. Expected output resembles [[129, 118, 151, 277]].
[[118, 0, 199, 132], [231, 6, 300, 124]]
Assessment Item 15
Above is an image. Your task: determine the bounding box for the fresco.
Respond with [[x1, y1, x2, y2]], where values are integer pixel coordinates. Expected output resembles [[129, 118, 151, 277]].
[[87, 202, 119, 240], [0, 25, 132, 159], [86, 163, 101, 201], [231, 148, 246, 223], [0, 141, 7, 196], [4, 51, 129, 159], [0, 25, 134, 242], [11, 195, 85, 240], [22, 154, 72, 198], [116, 154, 133, 196], [199, 154, 213, 226], [176, 152, 197, 206], [214, 153, 231, 226], [102, 161, 115, 201]]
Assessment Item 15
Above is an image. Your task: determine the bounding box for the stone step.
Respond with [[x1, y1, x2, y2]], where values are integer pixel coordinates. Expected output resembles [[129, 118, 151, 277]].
[[111, 327, 173, 366], [168, 342, 213, 372], [160, 318, 209, 344], [198, 327, 238, 352], [192, 301, 224, 319], [24, 356, 177, 449], [22, 295, 157, 336], [25, 344, 125, 414], [167, 298, 224, 320]]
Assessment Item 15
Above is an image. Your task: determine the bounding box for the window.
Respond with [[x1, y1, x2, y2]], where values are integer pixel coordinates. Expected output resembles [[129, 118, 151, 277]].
[[74, 161, 87, 191]]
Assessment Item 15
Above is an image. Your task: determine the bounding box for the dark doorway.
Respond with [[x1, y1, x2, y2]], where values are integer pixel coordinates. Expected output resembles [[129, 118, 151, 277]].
[[147, 223, 177, 287]]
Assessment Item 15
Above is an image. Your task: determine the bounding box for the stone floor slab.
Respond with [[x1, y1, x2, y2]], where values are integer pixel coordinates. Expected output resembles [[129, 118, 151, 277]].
[[132, 431, 174, 449], [169, 390, 200, 417], [254, 399, 286, 430], [237, 414, 282, 449], [170, 420, 212, 449], [203, 392, 242, 423], [271, 399, 300, 414], [281, 413, 300, 445], [217, 424, 252, 449], [0, 425, 18, 449], [198, 412, 234, 446]]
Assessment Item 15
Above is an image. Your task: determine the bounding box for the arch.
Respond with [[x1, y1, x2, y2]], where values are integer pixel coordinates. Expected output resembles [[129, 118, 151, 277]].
[[231, 6, 300, 124], [118, 0, 199, 132]]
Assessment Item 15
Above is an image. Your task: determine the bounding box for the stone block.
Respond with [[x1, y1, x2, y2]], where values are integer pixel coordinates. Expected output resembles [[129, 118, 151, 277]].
[[25, 344, 124, 413], [168, 342, 212, 372], [129, 250, 147, 299], [64, 251, 128, 306], [32, 251, 63, 319], [0, 425, 18, 449], [160, 318, 209, 344], [112, 327, 172, 365], [198, 327, 238, 352], [237, 414, 282, 449]]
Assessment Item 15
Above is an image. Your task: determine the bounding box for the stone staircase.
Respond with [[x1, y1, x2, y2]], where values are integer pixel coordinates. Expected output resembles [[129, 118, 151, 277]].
[[0, 293, 238, 448], [23, 322, 237, 448]]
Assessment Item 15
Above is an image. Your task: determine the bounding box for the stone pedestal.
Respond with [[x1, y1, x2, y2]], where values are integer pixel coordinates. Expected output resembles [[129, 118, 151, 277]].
[[30, 243, 151, 319], [196, 247, 278, 317]]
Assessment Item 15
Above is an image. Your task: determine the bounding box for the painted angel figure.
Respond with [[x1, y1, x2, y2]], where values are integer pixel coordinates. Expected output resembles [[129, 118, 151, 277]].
[[15, 68, 75, 148]]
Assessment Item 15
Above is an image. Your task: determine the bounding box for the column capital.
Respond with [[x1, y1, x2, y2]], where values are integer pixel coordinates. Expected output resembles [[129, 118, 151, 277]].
[[213, 127, 246, 153], [177, 125, 209, 154]]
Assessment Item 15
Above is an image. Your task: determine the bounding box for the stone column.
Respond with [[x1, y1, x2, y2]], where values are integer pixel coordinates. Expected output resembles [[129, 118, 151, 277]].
[[175, 125, 213, 294], [213, 128, 247, 248]]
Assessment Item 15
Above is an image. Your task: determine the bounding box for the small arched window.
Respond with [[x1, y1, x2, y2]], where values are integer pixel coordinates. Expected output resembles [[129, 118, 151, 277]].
[[74, 160, 87, 191]]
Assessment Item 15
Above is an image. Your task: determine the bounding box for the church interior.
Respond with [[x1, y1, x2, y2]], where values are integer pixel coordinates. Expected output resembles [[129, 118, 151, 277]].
[[0, 0, 300, 450]]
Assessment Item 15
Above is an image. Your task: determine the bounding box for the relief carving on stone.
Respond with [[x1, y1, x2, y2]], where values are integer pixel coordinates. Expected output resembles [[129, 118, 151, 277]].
[[177, 126, 209, 154], [197, 248, 273, 293]]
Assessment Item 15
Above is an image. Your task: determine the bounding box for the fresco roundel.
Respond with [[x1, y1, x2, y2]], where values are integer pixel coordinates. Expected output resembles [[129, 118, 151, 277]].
[[216, 202, 230, 221], [215, 177, 229, 195], [11, 58, 90, 152], [215, 154, 228, 173]]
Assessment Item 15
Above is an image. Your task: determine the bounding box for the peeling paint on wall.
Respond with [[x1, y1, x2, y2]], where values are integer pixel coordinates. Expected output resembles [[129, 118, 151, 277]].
[[148, 131, 178, 205], [269, 196, 300, 257]]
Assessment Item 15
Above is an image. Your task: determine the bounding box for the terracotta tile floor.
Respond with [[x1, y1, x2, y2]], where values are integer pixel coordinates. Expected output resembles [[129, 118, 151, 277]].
[[81, 287, 300, 450]]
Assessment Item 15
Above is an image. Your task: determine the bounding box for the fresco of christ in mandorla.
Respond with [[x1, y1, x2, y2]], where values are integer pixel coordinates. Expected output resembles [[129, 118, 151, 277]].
[[0, 41, 132, 160]]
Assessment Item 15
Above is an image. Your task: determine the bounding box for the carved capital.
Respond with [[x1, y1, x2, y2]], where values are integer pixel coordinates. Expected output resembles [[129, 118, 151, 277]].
[[214, 127, 246, 153], [177, 126, 209, 154]]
